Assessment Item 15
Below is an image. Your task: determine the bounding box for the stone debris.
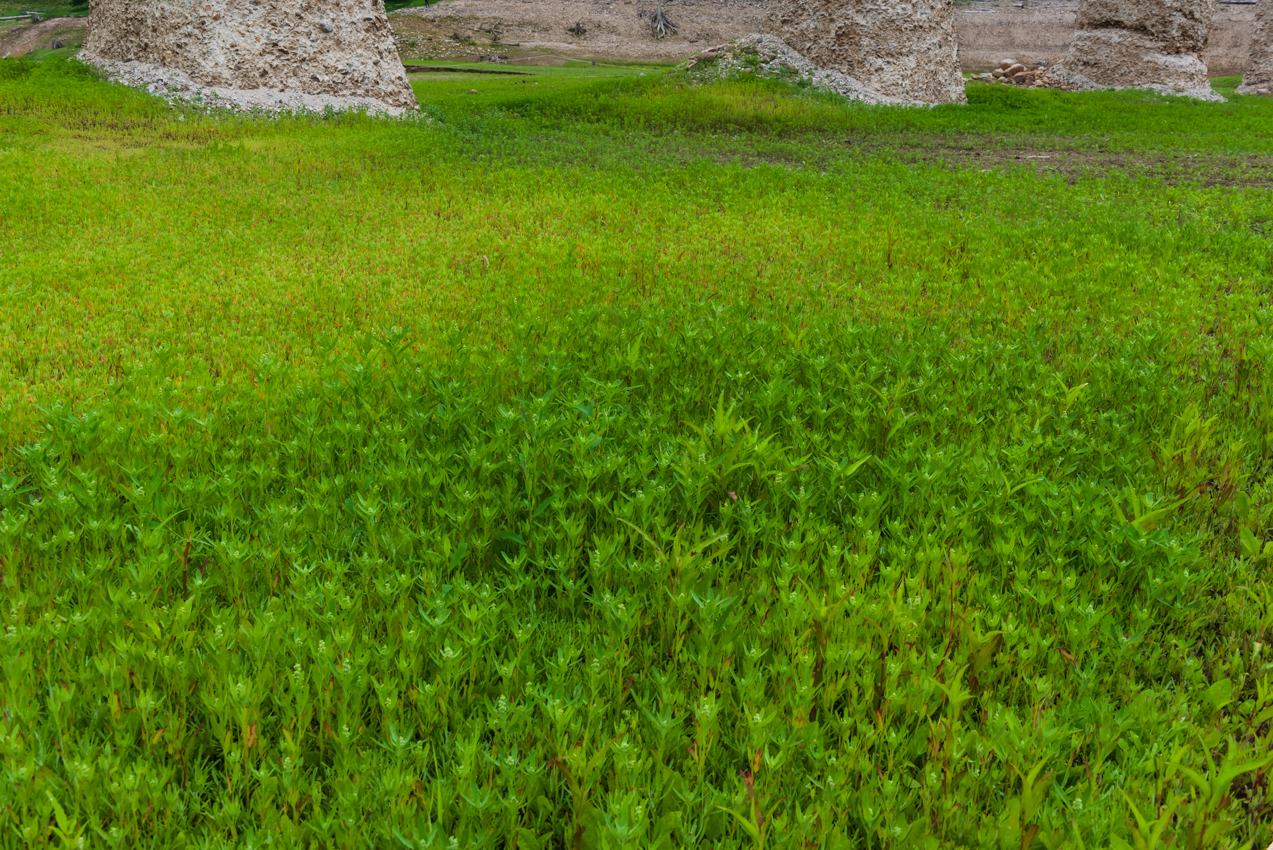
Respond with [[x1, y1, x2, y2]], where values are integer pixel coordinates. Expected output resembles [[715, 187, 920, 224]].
[[969, 58, 1067, 87], [82, 0, 417, 113], [768, 0, 966, 105], [684, 33, 926, 105], [1048, 0, 1224, 101], [1237, 0, 1273, 94], [81, 55, 415, 116]]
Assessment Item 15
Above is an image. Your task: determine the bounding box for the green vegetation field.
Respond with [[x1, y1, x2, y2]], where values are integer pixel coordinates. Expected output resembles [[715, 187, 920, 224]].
[[0, 2, 85, 21], [1, 56, 1273, 848]]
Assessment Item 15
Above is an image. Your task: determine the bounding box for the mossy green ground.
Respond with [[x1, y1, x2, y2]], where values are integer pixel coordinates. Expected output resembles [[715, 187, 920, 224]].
[[1, 58, 1272, 848]]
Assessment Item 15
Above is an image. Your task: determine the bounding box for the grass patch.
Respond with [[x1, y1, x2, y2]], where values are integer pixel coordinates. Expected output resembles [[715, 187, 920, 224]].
[[0, 1, 85, 20], [1, 58, 1272, 848]]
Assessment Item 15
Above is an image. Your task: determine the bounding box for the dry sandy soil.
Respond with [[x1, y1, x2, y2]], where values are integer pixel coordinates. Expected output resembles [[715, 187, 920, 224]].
[[387, 0, 1257, 74], [389, 0, 769, 65]]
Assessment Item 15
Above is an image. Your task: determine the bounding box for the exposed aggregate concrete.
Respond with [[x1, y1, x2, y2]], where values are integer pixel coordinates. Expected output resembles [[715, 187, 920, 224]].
[[1050, 0, 1223, 100], [82, 0, 416, 112], [81, 53, 413, 115], [1238, 0, 1273, 94], [768, 0, 966, 104]]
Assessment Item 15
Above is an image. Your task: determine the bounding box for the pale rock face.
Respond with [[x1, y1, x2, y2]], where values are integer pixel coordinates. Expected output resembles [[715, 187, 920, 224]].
[[1056, 0, 1218, 98], [1076, 0, 1212, 54], [83, 0, 417, 111], [768, 0, 966, 105], [1237, 0, 1273, 94]]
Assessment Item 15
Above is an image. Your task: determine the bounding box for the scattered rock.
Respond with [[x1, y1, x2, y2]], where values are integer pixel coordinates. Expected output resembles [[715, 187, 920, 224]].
[[1048, 0, 1224, 101], [82, 0, 417, 112], [972, 58, 1066, 88], [768, 0, 966, 104], [566, 22, 587, 37], [1237, 0, 1273, 94]]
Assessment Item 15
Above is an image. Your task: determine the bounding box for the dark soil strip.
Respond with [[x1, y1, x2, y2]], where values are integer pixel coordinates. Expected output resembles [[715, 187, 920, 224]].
[[402, 65, 531, 76]]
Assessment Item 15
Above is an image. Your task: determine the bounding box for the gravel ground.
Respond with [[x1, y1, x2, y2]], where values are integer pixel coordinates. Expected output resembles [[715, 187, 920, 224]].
[[692, 34, 921, 106], [79, 52, 414, 116]]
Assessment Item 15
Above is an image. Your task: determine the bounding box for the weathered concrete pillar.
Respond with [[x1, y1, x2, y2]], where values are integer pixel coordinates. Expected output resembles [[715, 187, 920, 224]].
[[1237, 0, 1273, 94], [768, 0, 966, 105], [83, 0, 417, 110], [1055, 0, 1219, 99]]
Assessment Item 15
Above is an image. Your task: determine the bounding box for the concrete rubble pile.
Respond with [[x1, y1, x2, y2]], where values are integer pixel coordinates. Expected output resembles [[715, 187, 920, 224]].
[[969, 58, 1064, 88], [81, 0, 417, 113], [1237, 0, 1273, 95], [1050, 0, 1223, 100], [767, 0, 966, 105]]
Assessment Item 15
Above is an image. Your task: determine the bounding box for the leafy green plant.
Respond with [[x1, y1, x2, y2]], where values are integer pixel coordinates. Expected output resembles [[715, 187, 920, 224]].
[[0, 55, 1271, 850]]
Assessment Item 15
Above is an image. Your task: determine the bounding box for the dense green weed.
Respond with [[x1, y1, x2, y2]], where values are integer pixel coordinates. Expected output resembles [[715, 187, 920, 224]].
[[3, 305, 1272, 847], [3, 65, 1272, 444], [0, 58, 1272, 848]]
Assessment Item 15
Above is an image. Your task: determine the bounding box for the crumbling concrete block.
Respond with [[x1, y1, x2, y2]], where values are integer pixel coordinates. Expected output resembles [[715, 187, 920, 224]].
[[83, 0, 417, 111], [768, 0, 966, 105], [1237, 0, 1273, 94], [1053, 0, 1220, 100]]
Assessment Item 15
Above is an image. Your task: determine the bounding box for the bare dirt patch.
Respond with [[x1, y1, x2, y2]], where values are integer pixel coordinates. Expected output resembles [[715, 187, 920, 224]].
[[387, 0, 1257, 74], [0, 16, 85, 57], [865, 141, 1273, 187], [389, 0, 769, 64]]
